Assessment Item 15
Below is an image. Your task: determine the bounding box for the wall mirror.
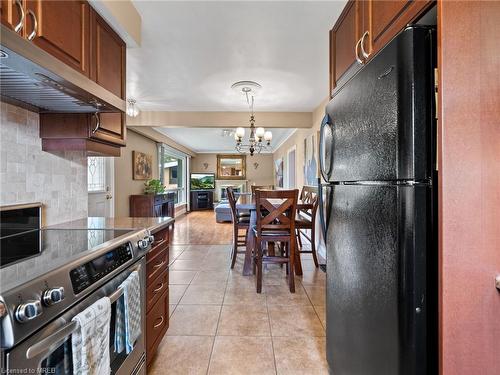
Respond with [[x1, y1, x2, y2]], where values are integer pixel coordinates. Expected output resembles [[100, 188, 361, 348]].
[[217, 154, 246, 179]]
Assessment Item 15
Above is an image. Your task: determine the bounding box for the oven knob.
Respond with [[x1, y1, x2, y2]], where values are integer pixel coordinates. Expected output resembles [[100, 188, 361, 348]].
[[42, 287, 65, 306], [147, 235, 155, 244], [15, 300, 42, 323], [138, 239, 149, 250]]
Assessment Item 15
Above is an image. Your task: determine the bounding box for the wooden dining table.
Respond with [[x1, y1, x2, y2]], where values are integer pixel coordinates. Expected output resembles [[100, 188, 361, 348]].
[[236, 193, 310, 276]]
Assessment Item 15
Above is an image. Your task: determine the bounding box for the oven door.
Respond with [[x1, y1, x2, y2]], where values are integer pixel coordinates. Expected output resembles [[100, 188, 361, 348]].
[[4, 258, 146, 374]]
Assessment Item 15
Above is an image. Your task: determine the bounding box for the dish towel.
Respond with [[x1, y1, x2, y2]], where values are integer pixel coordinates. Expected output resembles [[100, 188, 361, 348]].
[[71, 297, 111, 375], [115, 271, 142, 354]]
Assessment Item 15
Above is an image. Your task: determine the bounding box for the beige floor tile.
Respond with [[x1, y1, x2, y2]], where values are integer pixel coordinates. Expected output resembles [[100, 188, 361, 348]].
[[191, 270, 229, 285], [300, 260, 319, 271], [297, 269, 326, 286], [169, 258, 204, 271], [226, 275, 257, 290], [167, 304, 221, 336], [169, 284, 188, 304], [169, 304, 176, 317], [169, 270, 197, 285], [223, 288, 266, 306], [217, 304, 271, 337], [268, 305, 325, 337], [314, 306, 326, 329], [266, 285, 311, 306], [303, 285, 326, 306], [148, 335, 214, 375], [178, 250, 209, 260], [273, 336, 329, 375], [208, 336, 276, 375], [200, 260, 231, 271], [180, 284, 226, 305]]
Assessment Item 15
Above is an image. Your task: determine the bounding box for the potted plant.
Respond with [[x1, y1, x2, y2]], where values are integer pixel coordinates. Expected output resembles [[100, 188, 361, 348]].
[[144, 179, 166, 194]]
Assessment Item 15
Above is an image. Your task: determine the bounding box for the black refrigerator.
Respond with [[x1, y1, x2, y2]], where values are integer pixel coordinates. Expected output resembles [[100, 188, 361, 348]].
[[318, 26, 438, 375]]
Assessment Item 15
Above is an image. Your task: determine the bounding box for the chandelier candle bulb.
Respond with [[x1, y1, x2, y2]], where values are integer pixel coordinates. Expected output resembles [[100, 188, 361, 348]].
[[236, 127, 245, 139], [256, 127, 265, 139], [264, 131, 273, 141]]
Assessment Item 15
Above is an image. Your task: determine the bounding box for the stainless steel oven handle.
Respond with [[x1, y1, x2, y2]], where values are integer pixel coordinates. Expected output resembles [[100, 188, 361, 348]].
[[26, 263, 142, 359]]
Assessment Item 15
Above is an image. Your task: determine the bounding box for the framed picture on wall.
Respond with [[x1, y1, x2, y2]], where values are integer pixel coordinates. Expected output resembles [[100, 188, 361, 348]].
[[133, 151, 153, 180]]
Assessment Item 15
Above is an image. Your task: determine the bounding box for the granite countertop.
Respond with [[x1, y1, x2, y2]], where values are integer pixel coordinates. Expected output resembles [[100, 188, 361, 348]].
[[46, 216, 175, 234]]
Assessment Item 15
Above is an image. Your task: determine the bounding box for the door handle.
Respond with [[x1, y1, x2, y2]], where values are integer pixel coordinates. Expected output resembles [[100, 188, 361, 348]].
[[27, 10, 38, 41], [92, 112, 100, 134], [355, 38, 363, 65], [14, 0, 25, 33], [360, 31, 370, 60], [319, 114, 332, 182], [153, 316, 164, 328]]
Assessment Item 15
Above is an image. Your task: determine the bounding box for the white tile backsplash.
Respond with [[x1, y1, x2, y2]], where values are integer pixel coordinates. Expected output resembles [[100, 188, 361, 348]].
[[0, 102, 88, 225]]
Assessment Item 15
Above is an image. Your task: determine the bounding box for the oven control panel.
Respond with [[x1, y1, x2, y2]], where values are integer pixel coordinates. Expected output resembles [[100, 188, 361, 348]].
[[70, 242, 133, 294]]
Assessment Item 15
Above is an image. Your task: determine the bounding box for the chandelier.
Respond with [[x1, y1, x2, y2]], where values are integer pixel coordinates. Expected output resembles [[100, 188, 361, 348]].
[[231, 81, 272, 156]]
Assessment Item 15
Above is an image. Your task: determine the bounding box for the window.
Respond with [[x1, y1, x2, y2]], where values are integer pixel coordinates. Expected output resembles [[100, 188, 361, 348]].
[[88, 157, 106, 192], [158, 144, 188, 204]]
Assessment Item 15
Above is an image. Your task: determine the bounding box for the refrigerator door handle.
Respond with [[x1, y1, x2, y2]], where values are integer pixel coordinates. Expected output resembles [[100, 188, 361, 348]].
[[318, 179, 333, 240], [319, 114, 333, 182]]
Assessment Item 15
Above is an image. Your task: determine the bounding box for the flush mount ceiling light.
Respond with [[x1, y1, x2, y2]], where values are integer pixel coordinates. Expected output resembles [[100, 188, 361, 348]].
[[126, 99, 140, 117], [231, 81, 272, 156]]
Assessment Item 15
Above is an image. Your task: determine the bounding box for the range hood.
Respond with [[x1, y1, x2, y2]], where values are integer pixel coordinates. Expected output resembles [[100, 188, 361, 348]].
[[0, 25, 125, 113]]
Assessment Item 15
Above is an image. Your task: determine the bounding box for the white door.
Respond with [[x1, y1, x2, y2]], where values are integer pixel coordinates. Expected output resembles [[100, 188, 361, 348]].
[[88, 157, 114, 217], [286, 146, 296, 188]]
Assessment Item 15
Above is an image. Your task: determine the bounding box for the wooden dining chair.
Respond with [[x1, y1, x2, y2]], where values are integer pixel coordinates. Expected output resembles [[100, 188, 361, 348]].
[[296, 186, 320, 267], [253, 189, 299, 293], [227, 187, 250, 269], [251, 185, 275, 195]]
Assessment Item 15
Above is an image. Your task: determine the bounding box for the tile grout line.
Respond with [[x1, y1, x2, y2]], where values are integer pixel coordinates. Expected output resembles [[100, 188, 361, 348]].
[[205, 243, 231, 375], [266, 293, 279, 375]]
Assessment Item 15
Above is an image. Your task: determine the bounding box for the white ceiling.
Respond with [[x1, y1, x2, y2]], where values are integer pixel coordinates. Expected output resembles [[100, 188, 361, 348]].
[[128, 1, 346, 112], [155, 127, 295, 153]]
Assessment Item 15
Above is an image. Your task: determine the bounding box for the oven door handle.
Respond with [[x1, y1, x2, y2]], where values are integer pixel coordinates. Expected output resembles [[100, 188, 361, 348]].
[[26, 264, 141, 360]]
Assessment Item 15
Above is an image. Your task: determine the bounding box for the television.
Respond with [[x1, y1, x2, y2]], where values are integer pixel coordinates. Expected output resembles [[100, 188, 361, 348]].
[[190, 173, 215, 190]]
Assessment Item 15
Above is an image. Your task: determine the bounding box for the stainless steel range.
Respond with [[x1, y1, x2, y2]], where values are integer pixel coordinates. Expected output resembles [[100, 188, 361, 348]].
[[0, 204, 154, 374]]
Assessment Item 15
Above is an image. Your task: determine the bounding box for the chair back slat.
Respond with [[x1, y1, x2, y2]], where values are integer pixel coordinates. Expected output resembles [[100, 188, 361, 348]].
[[299, 186, 319, 219], [226, 187, 238, 222], [251, 185, 275, 195], [255, 189, 298, 235]]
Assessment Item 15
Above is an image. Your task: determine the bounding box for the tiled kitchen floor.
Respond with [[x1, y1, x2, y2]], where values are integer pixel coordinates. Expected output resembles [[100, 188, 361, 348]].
[[148, 239, 328, 375]]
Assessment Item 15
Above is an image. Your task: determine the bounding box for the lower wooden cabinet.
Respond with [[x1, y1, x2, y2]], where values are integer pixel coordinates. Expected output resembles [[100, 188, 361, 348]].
[[145, 226, 170, 367]]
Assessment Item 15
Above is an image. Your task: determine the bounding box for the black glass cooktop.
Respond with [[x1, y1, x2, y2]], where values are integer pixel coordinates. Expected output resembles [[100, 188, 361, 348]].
[[0, 228, 132, 269]]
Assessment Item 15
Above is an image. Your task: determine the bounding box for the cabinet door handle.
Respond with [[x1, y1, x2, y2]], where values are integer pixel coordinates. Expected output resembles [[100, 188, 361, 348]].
[[355, 38, 363, 65], [92, 112, 100, 134], [14, 0, 25, 33], [153, 260, 165, 269], [153, 282, 164, 293], [360, 31, 370, 60], [27, 10, 38, 41], [153, 316, 164, 328]]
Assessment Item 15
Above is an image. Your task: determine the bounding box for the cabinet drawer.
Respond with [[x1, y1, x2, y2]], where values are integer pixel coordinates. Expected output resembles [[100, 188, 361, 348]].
[[146, 268, 168, 312], [146, 289, 169, 364], [146, 248, 168, 285], [147, 239, 168, 263]]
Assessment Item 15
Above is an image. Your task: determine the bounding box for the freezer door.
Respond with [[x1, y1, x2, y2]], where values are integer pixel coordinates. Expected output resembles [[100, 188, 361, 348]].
[[326, 184, 432, 375], [326, 26, 435, 183]]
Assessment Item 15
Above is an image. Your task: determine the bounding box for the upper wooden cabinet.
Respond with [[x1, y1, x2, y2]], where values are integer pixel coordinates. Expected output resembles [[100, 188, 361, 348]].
[[329, 0, 362, 96], [363, 0, 433, 58], [25, 0, 90, 76], [1, 0, 25, 32], [329, 0, 433, 96], [90, 9, 126, 99]]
